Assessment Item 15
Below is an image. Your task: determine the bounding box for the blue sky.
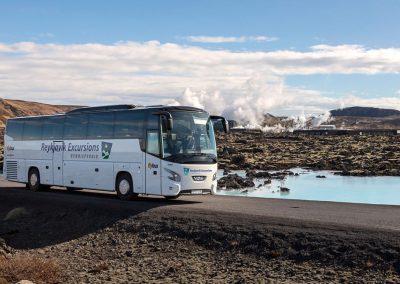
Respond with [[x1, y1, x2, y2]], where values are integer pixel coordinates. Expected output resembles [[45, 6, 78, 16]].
[[0, 0, 399, 118], [1, 0, 399, 48]]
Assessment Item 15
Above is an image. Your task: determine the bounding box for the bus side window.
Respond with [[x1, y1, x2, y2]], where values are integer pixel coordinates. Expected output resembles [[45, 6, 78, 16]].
[[114, 111, 145, 139], [22, 118, 43, 140], [42, 116, 64, 140], [147, 113, 160, 130], [146, 131, 160, 156], [88, 112, 114, 139], [6, 119, 24, 140], [64, 115, 88, 140]]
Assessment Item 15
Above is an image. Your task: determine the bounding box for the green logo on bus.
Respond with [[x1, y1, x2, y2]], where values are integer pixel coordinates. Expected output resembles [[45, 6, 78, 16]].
[[183, 168, 190, 175], [101, 142, 113, 159]]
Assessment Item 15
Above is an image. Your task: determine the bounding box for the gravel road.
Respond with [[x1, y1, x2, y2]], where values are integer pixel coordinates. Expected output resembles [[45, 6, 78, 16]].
[[1, 179, 400, 283]]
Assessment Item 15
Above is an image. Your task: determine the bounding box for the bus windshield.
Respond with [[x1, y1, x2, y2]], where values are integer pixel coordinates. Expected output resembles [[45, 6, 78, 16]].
[[161, 111, 217, 164]]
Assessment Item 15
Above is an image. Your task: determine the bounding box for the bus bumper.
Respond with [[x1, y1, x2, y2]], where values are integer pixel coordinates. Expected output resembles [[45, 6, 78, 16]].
[[164, 182, 216, 196], [179, 188, 212, 195]]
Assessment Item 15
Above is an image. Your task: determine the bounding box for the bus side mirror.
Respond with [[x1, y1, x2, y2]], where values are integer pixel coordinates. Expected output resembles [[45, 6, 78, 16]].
[[159, 112, 173, 131], [223, 119, 229, 133], [166, 117, 173, 131], [210, 116, 229, 133]]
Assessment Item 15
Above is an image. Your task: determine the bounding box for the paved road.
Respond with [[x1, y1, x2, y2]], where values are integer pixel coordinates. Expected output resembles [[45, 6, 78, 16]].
[[1, 177, 400, 232]]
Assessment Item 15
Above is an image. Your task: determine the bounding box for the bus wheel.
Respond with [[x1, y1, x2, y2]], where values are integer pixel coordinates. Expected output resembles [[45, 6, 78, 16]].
[[28, 168, 41, 192], [41, 185, 51, 191], [164, 195, 179, 200], [116, 173, 137, 200], [66, 187, 82, 191]]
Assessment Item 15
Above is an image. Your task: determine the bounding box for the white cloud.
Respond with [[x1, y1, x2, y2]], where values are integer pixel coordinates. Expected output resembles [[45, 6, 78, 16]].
[[185, 35, 278, 43], [38, 32, 55, 38], [0, 41, 400, 123]]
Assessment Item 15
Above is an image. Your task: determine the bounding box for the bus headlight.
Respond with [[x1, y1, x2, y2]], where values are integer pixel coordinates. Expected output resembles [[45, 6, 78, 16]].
[[212, 172, 217, 181], [164, 168, 181, 182]]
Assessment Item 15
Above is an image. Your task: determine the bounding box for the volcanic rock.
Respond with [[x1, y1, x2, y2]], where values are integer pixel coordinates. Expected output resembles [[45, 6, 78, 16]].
[[264, 179, 272, 185], [218, 174, 255, 189], [231, 154, 246, 165], [280, 187, 290, 192], [216, 131, 400, 177], [246, 170, 271, 179]]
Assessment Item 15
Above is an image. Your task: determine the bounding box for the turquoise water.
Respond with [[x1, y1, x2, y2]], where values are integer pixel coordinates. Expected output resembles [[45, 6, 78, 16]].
[[216, 168, 400, 205]]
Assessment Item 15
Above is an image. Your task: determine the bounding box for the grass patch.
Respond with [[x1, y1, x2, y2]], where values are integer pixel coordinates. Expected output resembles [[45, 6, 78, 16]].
[[0, 254, 62, 284]]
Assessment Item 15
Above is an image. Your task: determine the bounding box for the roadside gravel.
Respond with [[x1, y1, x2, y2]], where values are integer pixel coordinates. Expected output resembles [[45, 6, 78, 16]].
[[1, 187, 399, 283]]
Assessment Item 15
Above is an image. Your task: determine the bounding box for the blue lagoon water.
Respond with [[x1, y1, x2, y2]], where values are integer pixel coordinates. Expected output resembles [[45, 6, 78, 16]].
[[216, 169, 400, 205]]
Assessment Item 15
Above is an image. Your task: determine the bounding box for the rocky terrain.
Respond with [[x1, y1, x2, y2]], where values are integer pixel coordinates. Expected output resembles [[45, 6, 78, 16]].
[[331, 115, 400, 130], [217, 131, 400, 177], [218, 106, 400, 188], [1, 187, 400, 283], [0, 98, 78, 128], [0, 98, 78, 169]]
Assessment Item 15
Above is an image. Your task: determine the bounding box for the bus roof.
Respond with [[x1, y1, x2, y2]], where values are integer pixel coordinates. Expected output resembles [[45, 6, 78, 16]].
[[7, 104, 207, 120], [67, 104, 205, 114]]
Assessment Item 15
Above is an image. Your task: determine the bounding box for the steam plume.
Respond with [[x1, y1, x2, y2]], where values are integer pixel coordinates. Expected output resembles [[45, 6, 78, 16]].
[[171, 75, 332, 132]]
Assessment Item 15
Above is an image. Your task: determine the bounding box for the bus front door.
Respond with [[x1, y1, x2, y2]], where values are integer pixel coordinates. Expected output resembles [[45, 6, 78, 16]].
[[52, 141, 64, 185], [145, 130, 162, 195]]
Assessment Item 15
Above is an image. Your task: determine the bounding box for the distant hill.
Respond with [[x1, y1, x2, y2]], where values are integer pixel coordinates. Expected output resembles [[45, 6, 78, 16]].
[[329, 106, 400, 130], [331, 106, 400, 118], [230, 107, 400, 132], [0, 98, 80, 128]]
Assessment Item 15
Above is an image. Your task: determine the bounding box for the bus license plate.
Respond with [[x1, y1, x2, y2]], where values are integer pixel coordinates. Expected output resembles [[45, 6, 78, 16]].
[[192, 190, 202, 195]]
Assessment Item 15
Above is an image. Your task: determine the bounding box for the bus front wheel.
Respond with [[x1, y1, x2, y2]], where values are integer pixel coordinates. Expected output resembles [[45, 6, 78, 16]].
[[164, 195, 179, 200], [116, 173, 137, 200], [28, 168, 41, 192], [66, 187, 82, 191]]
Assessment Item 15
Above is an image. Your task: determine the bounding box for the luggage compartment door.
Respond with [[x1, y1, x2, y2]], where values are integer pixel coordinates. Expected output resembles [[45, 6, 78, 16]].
[[52, 141, 64, 185]]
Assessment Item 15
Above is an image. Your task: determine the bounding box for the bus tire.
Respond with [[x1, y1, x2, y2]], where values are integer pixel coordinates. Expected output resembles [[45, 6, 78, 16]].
[[164, 195, 179, 200], [116, 173, 137, 200], [66, 187, 82, 191], [28, 168, 41, 192], [41, 185, 51, 191]]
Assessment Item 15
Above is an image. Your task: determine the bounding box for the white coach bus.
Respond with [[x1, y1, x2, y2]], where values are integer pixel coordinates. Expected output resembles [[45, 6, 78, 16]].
[[3, 105, 228, 200]]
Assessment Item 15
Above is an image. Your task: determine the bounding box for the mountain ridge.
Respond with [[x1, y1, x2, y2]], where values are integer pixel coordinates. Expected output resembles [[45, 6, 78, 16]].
[[0, 98, 80, 128], [330, 106, 400, 118]]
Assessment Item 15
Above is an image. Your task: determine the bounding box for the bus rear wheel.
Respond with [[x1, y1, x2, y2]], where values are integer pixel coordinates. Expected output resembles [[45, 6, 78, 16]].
[[28, 168, 41, 192], [116, 173, 137, 200], [164, 195, 179, 200]]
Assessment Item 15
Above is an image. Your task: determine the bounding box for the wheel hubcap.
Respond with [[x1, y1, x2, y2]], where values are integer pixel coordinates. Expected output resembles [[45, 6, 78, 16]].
[[30, 173, 38, 186], [119, 179, 130, 195]]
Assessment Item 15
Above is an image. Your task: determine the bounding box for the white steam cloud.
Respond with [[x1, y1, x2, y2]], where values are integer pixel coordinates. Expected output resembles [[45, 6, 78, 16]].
[[311, 111, 332, 127], [170, 74, 286, 126], [1, 41, 400, 127]]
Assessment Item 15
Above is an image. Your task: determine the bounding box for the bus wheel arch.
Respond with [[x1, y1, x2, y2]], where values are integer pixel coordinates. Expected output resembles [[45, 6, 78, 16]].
[[115, 172, 138, 200], [28, 167, 41, 191]]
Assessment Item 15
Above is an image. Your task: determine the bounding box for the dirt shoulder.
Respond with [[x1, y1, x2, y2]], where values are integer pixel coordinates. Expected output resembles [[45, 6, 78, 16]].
[[1, 187, 400, 283]]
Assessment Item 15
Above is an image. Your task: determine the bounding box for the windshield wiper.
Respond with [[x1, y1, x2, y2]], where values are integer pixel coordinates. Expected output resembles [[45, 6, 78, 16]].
[[193, 153, 217, 162], [165, 153, 217, 163]]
